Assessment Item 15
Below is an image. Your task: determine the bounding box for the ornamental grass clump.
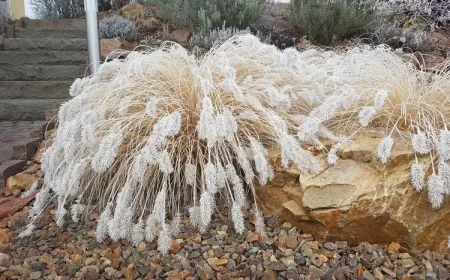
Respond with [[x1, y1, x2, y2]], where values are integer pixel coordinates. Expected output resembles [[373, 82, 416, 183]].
[[293, 45, 450, 208], [21, 35, 450, 252], [22, 35, 323, 254]]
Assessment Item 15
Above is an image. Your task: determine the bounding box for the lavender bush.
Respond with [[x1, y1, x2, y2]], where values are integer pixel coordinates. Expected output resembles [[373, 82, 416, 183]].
[[99, 15, 137, 41]]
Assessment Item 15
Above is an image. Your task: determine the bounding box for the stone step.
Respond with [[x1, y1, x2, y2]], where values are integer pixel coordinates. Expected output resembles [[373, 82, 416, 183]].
[[0, 99, 67, 120], [0, 51, 87, 65], [23, 19, 86, 30], [3, 38, 88, 51], [15, 28, 87, 38], [0, 65, 86, 81], [0, 81, 72, 99]]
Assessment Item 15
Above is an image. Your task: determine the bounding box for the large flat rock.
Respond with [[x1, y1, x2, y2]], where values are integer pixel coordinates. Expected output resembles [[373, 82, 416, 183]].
[[257, 130, 449, 253]]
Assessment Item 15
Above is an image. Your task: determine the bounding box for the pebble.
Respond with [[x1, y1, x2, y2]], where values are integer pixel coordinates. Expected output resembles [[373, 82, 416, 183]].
[[0, 194, 448, 280], [29, 271, 42, 279], [373, 267, 384, 279], [363, 270, 376, 280], [324, 242, 338, 251]]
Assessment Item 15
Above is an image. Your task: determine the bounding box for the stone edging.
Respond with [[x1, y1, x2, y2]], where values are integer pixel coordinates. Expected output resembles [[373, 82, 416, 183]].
[[0, 121, 55, 194]]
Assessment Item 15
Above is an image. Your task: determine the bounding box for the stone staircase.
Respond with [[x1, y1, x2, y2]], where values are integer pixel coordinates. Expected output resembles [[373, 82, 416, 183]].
[[0, 18, 88, 121]]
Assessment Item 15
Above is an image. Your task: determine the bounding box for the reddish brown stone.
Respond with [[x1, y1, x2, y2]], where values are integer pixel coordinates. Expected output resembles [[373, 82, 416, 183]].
[[0, 190, 38, 218]]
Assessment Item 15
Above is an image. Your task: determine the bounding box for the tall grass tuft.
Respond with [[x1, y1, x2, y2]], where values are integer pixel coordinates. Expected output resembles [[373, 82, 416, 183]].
[[21, 35, 450, 252], [22, 35, 322, 253]]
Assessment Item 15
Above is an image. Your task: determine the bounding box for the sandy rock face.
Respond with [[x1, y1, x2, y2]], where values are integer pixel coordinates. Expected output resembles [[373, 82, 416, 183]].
[[257, 129, 450, 253]]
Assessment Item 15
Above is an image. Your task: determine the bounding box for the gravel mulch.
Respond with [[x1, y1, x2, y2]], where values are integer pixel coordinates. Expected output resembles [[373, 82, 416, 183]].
[[0, 202, 450, 280]]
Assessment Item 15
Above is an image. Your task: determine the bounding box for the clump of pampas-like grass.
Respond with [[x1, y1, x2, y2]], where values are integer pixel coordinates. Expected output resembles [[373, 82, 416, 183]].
[[21, 35, 450, 253], [295, 45, 450, 208], [21, 35, 326, 254]]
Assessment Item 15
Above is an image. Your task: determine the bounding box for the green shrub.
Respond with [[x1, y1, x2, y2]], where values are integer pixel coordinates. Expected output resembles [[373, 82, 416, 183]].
[[291, 0, 382, 45], [147, 0, 262, 31]]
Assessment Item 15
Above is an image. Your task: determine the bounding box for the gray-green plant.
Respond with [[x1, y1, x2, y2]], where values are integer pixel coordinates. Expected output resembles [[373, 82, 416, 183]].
[[189, 23, 271, 50], [30, 0, 84, 19], [147, 0, 262, 32], [99, 15, 138, 41], [30, 0, 117, 19], [0, 0, 10, 20], [291, 0, 382, 45]]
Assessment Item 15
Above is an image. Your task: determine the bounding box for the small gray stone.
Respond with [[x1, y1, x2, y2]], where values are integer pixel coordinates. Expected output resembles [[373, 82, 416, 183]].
[[30, 271, 42, 280], [363, 271, 376, 280], [398, 258, 416, 269], [324, 242, 338, 251], [309, 265, 326, 277], [268, 262, 287, 271]]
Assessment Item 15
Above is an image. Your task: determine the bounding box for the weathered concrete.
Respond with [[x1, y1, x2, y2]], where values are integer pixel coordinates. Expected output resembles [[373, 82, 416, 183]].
[[15, 28, 87, 38], [0, 51, 87, 65], [0, 65, 86, 81], [22, 19, 86, 30], [0, 99, 67, 120], [3, 38, 88, 51], [0, 81, 72, 99]]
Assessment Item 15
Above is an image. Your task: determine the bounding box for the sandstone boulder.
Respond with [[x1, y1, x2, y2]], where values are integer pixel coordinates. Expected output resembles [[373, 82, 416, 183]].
[[137, 17, 161, 34], [257, 129, 449, 253], [121, 2, 145, 20], [100, 38, 136, 60], [170, 28, 191, 45], [5, 173, 39, 196]]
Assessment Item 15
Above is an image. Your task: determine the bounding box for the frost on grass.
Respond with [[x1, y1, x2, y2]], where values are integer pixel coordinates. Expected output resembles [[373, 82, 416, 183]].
[[22, 35, 450, 253]]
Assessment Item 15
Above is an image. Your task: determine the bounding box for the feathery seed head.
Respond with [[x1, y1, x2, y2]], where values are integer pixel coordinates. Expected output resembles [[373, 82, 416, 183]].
[[377, 137, 394, 164]]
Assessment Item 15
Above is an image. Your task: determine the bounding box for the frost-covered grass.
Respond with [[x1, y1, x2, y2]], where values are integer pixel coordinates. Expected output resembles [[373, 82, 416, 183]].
[[21, 35, 450, 253]]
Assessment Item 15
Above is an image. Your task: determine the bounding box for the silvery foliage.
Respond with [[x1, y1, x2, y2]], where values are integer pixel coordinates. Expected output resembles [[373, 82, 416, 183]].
[[99, 15, 137, 41], [376, 0, 450, 29], [190, 25, 252, 50], [23, 35, 330, 254], [0, 0, 10, 20], [189, 24, 272, 50], [30, 0, 84, 19]]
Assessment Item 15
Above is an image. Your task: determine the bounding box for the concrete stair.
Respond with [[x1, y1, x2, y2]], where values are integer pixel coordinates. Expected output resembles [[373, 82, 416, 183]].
[[0, 19, 88, 121], [0, 51, 87, 65], [14, 29, 87, 38], [3, 38, 88, 51]]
